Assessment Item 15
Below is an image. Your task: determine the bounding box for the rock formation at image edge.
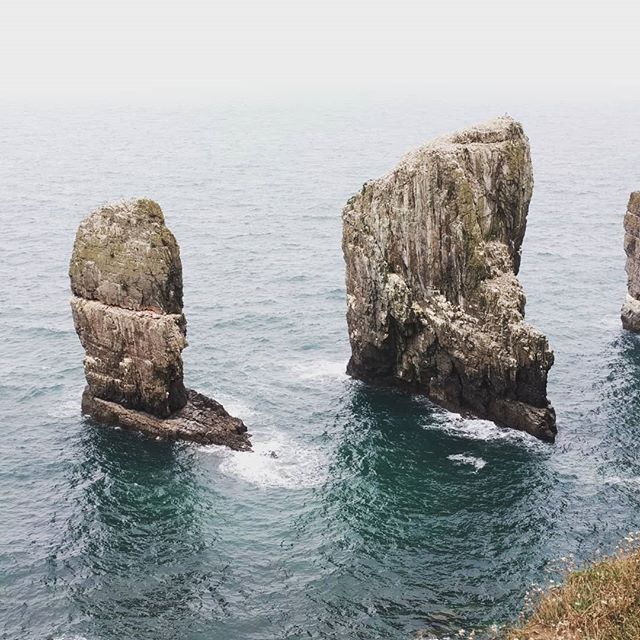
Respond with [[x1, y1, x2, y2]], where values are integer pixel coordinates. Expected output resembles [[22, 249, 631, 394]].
[[621, 192, 640, 332], [342, 116, 556, 442], [69, 198, 251, 450]]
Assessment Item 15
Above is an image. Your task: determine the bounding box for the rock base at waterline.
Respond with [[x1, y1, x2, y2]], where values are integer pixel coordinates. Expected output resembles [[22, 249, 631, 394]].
[[622, 294, 640, 332], [82, 387, 251, 451]]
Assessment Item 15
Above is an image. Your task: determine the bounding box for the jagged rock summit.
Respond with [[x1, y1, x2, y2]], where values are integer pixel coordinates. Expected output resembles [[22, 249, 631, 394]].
[[342, 116, 556, 442], [70, 198, 251, 450], [621, 192, 640, 332]]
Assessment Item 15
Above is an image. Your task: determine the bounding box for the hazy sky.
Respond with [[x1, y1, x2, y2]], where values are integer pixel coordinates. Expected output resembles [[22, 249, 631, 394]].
[[0, 0, 638, 102]]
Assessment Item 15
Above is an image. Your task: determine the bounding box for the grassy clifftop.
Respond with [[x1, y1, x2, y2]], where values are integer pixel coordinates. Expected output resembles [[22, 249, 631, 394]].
[[506, 540, 640, 640]]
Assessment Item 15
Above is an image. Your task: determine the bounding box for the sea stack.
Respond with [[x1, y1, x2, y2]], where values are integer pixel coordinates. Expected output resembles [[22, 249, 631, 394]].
[[621, 192, 640, 332], [70, 199, 251, 450], [342, 117, 556, 442]]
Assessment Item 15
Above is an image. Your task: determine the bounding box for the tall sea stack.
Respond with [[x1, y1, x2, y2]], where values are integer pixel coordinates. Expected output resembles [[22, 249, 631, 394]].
[[342, 117, 556, 442], [70, 199, 251, 450], [621, 192, 640, 332]]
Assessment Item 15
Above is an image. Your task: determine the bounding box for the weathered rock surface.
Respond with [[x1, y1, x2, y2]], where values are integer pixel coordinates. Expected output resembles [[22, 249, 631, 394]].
[[621, 192, 640, 332], [70, 199, 251, 450], [82, 388, 250, 450], [71, 297, 188, 417], [342, 117, 556, 442]]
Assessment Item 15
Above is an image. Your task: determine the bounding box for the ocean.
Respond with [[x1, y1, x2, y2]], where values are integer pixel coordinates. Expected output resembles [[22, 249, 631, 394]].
[[2, 97, 640, 639]]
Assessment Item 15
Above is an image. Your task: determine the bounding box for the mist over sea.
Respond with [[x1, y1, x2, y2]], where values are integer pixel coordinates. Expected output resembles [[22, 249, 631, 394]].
[[2, 97, 640, 639]]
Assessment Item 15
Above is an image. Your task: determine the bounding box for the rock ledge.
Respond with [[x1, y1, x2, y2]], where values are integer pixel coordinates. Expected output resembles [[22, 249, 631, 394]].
[[82, 388, 251, 450]]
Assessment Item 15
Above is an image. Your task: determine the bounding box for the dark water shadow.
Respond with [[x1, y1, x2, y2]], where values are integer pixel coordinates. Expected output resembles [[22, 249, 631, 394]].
[[306, 384, 560, 638], [600, 332, 640, 412], [49, 422, 230, 640], [589, 331, 640, 478], [330, 384, 553, 520]]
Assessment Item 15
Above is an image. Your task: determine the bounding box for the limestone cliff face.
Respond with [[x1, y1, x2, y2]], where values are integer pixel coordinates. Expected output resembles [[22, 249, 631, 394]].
[[70, 199, 250, 450], [621, 192, 640, 332], [342, 117, 556, 442]]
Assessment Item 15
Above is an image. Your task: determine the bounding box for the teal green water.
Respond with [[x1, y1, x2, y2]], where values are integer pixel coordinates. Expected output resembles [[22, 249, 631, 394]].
[[2, 99, 640, 639]]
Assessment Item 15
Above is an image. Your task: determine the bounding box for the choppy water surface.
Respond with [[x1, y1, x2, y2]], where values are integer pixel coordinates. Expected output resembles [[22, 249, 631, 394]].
[[2, 99, 640, 639]]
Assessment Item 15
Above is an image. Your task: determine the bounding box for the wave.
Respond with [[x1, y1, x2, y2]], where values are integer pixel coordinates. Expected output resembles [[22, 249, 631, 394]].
[[46, 395, 82, 420], [291, 359, 348, 381], [212, 394, 259, 421], [202, 429, 327, 490], [423, 413, 544, 447]]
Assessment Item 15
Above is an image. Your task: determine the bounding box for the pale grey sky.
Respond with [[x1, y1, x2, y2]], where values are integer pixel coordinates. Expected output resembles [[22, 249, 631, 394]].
[[0, 0, 638, 102]]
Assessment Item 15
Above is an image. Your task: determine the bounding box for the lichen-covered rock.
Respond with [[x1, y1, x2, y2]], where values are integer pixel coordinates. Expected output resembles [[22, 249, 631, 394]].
[[70, 199, 251, 449], [621, 192, 640, 332], [70, 199, 183, 314], [342, 117, 556, 442]]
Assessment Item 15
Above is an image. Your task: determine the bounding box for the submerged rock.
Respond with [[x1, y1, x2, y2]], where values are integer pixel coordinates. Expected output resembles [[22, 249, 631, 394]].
[[342, 117, 556, 442], [70, 199, 251, 450], [621, 192, 640, 332]]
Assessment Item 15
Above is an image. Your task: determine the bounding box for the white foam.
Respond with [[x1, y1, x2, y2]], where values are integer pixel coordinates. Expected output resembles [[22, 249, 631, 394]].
[[212, 395, 258, 421], [202, 430, 327, 490], [291, 359, 348, 381], [447, 453, 486, 471], [424, 413, 543, 447], [600, 312, 626, 330]]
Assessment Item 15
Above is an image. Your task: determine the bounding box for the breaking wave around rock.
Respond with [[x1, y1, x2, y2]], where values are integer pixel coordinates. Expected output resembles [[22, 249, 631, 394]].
[[423, 413, 547, 447], [202, 429, 328, 489]]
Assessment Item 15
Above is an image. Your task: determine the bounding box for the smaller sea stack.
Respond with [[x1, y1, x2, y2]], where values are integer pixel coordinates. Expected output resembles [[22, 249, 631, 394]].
[[622, 192, 640, 332], [70, 198, 250, 450]]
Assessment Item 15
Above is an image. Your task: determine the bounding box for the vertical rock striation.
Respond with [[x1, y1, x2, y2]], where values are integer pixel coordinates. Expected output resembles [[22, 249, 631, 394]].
[[70, 199, 251, 450], [621, 192, 640, 332], [342, 117, 556, 442]]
